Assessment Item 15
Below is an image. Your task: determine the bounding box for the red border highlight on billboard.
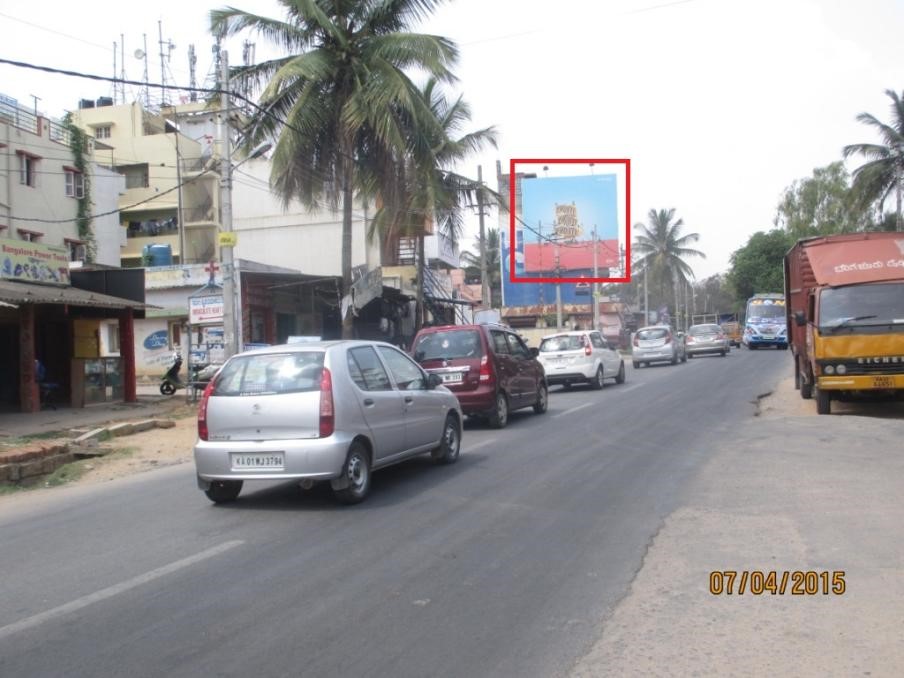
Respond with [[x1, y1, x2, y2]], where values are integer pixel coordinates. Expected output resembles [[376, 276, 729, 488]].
[[509, 158, 631, 284]]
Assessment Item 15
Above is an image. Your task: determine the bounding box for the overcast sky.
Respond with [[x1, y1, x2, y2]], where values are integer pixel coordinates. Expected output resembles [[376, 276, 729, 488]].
[[2, 0, 902, 279]]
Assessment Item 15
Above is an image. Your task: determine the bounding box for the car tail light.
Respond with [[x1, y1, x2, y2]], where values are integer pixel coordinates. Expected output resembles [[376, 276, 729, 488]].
[[687, 336, 695, 343], [633, 334, 639, 347], [319, 367, 334, 438], [583, 336, 592, 356], [197, 379, 217, 441], [664, 333, 672, 344], [479, 354, 495, 384]]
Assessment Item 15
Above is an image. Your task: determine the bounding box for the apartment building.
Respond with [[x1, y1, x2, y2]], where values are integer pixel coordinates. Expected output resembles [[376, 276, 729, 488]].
[[0, 92, 146, 413]]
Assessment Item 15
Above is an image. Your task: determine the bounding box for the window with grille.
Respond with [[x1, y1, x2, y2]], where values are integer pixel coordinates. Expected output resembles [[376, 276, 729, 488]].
[[65, 169, 85, 198]]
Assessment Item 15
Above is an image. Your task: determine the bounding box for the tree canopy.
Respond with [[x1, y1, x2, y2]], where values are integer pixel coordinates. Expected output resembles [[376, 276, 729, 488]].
[[725, 229, 795, 302]]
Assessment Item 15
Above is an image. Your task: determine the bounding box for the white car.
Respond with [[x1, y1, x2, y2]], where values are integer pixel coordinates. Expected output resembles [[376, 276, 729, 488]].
[[537, 330, 626, 390]]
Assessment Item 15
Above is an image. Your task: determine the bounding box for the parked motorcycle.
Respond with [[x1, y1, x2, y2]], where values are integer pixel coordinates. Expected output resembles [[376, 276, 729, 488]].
[[160, 352, 184, 395]]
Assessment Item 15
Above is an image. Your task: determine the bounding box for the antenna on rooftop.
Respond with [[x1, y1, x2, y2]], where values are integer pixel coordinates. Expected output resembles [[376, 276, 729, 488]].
[[158, 20, 176, 104], [188, 44, 198, 102]]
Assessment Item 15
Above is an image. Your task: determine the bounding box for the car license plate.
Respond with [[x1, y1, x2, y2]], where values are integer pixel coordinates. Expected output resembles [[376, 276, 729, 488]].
[[230, 452, 285, 470], [873, 376, 894, 388], [761, 334, 774, 339], [441, 372, 463, 384]]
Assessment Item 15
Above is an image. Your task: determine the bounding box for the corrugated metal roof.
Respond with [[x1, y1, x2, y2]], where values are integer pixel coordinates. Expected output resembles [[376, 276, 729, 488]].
[[0, 279, 154, 309]]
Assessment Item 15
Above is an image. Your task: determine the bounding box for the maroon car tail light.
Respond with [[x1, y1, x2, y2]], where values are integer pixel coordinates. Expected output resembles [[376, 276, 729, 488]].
[[197, 379, 217, 441], [479, 354, 495, 384], [319, 367, 335, 438], [583, 335, 592, 356]]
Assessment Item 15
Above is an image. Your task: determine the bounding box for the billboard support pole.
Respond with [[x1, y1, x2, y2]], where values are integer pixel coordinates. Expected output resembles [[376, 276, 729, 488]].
[[555, 247, 562, 329], [592, 225, 599, 331]]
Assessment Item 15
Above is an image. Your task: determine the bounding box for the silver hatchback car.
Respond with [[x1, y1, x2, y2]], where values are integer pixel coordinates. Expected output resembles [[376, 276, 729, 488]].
[[631, 325, 687, 367], [193, 340, 463, 505]]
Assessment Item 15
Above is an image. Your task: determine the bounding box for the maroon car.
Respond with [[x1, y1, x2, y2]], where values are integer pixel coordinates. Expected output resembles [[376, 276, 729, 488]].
[[410, 323, 548, 428]]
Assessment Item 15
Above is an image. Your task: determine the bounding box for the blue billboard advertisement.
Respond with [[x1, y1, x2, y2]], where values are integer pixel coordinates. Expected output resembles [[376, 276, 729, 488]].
[[501, 173, 619, 307]]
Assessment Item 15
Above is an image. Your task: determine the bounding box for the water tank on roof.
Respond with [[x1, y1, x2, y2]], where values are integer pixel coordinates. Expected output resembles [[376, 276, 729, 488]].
[[96, 96, 114, 107], [142, 243, 173, 267], [79, 99, 95, 109]]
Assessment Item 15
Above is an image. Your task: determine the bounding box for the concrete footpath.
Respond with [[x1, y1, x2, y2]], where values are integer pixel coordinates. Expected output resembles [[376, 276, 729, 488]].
[[0, 386, 194, 440], [569, 380, 904, 677]]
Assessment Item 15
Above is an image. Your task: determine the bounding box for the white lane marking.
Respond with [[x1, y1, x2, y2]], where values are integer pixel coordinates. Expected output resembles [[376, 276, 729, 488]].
[[465, 438, 498, 452], [552, 401, 595, 418], [0, 540, 244, 640]]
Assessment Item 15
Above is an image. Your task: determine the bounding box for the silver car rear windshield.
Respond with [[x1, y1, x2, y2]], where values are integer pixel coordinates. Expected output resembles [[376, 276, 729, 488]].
[[213, 352, 325, 396], [413, 330, 483, 361], [636, 328, 669, 340], [539, 335, 584, 352]]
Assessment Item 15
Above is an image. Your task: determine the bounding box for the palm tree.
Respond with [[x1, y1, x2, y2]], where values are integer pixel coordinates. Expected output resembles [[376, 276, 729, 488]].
[[460, 227, 501, 306], [843, 89, 904, 232], [366, 78, 498, 325], [210, 0, 458, 336], [633, 208, 705, 325]]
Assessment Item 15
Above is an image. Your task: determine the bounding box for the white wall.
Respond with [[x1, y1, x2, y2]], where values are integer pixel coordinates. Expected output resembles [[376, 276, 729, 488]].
[[231, 159, 372, 276], [92, 165, 125, 266]]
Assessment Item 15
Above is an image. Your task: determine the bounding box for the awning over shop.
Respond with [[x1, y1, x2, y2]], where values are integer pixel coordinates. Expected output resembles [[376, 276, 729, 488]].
[[0, 279, 154, 309]]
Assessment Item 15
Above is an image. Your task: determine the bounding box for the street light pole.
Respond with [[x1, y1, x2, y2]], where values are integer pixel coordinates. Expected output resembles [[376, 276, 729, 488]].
[[477, 164, 490, 309], [218, 50, 239, 359]]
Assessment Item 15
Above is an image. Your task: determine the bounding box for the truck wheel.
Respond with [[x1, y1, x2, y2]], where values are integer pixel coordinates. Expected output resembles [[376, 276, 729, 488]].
[[800, 373, 813, 399], [816, 388, 831, 415]]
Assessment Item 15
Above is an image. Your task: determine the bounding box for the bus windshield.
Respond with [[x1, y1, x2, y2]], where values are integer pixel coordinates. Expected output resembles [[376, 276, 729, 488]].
[[746, 297, 785, 324]]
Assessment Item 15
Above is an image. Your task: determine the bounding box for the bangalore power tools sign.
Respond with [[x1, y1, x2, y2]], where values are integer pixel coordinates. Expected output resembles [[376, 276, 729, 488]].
[[0, 238, 71, 285]]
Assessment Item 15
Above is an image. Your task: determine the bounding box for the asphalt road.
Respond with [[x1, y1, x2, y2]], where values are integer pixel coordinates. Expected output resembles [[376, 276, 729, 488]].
[[0, 347, 790, 678]]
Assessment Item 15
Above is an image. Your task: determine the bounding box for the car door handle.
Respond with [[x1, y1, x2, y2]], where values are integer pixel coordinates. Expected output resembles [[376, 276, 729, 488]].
[[363, 398, 375, 406], [404, 396, 414, 404]]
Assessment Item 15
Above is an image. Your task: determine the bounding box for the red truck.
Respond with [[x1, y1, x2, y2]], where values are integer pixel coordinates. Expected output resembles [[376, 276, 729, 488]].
[[784, 232, 904, 414]]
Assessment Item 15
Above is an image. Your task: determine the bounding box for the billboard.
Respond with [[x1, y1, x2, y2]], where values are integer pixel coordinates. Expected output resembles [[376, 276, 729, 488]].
[[500, 161, 629, 308]]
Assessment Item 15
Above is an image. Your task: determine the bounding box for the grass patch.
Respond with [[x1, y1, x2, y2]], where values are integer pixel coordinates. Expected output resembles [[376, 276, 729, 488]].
[[43, 459, 93, 487]]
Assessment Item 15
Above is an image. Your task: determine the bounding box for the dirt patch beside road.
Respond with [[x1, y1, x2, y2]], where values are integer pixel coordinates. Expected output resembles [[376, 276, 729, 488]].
[[76, 407, 198, 484]]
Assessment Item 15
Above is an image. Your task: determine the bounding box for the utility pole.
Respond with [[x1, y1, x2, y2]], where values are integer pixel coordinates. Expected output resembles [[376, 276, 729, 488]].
[[592, 225, 599, 331], [477, 165, 490, 309], [643, 263, 649, 326], [218, 51, 239, 359]]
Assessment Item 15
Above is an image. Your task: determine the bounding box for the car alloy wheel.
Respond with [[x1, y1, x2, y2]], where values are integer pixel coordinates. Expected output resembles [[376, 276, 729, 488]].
[[533, 383, 548, 414], [489, 392, 508, 428], [592, 366, 605, 390]]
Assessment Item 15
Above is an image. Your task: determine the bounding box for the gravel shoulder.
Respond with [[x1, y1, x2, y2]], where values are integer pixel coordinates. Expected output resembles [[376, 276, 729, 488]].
[[569, 375, 904, 677]]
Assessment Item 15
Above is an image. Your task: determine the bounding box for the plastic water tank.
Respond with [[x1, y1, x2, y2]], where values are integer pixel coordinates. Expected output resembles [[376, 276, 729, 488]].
[[142, 243, 173, 267]]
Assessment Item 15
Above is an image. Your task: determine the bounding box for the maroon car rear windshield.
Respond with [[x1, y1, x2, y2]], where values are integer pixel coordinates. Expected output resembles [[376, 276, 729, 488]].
[[413, 330, 483, 361]]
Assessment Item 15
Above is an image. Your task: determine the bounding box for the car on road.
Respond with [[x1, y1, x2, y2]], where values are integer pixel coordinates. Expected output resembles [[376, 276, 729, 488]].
[[536, 330, 626, 389], [632, 325, 687, 367], [193, 340, 463, 505], [410, 323, 548, 429], [686, 323, 730, 358]]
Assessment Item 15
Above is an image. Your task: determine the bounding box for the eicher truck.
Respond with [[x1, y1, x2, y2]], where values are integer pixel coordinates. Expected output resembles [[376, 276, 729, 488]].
[[784, 232, 904, 414]]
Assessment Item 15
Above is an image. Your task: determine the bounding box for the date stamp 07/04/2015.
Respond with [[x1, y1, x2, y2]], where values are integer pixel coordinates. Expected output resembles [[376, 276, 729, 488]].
[[709, 570, 846, 596]]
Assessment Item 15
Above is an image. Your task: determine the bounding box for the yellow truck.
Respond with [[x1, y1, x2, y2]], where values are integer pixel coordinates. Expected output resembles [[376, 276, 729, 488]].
[[784, 232, 904, 414]]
